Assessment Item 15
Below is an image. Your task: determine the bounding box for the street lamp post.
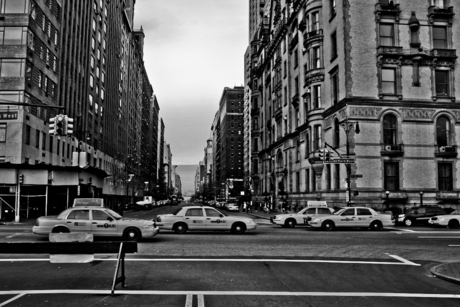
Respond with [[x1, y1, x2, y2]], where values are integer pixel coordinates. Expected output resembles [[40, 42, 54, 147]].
[[340, 118, 360, 206], [420, 191, 424, 206], [385, 191, 390, 209]]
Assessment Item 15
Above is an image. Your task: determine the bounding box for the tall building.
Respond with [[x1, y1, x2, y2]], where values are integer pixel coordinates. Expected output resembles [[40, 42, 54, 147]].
[[248, 0, 460, 210], [0, 0, 161, 221], [212, 86, 245, 200]]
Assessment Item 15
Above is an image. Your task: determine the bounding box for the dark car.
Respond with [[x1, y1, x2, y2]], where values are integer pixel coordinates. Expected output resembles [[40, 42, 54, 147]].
[[397, 206, 446, 227]]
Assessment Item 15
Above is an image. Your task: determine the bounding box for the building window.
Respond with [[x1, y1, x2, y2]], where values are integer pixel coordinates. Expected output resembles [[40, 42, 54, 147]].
[[438, 162, 453, 191], [381, 68, 396, 94], [305, 134, 310, 158], [330, 31, 337, 60], [312, 46, 321, 69], [436, 116, 451, 146], [305, 169, 310, 192], [384, 161, 399, 191], [0, 59, 25, 77], [0, 123, 6, 142], [435, 70, 449, 96], [35, 129, 40, 148], [312, 85, 321, 109], [311, 11, 319, 32], [331, 69, 339, 104], [334, 118, 340, 148], [383, 114, 398, 146], [334, 164, 340, 190], [379, 23, 395, 46], [432, 0, 446, 8], [41, 131, 46, 150], [313, 125, 322, 150], [433, 26, 447, 49], [0, 0, 30, 13], [330, 0, 336, 18], [296, 172, 300, 192], [25, 125, 30, 145]]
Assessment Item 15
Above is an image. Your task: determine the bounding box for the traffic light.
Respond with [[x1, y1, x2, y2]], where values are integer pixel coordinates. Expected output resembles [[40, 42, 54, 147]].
[[66, 116, 74, 135], [325, 150, 331, 161], [18, 174, 24, 184], [319, 148, 329, 161], [48, 116, 56, 134], [55, 114, 65, 136]]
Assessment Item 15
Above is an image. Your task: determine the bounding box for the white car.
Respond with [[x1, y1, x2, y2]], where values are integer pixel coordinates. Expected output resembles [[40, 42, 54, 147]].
[[428, 210, 460, 229], [226, 203, 239, 211], [309, 207, 394, 231], [156, 206, 257, 234], [271, 205, 335, 228]]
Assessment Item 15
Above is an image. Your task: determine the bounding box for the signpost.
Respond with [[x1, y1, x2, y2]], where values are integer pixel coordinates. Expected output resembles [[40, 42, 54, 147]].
[[323, 159, 355, 164]]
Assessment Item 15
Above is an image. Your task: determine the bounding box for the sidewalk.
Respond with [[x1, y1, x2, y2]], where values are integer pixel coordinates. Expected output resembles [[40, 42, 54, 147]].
[[430, 262, 460, 285]]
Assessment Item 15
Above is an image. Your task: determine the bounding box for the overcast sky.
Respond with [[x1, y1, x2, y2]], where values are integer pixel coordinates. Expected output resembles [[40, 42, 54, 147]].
[[133, 0, 249, 165]]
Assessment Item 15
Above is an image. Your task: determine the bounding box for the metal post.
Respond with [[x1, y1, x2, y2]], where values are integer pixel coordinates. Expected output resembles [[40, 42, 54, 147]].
[[420, 191, 424, 206], [15, 171, 20, 222]]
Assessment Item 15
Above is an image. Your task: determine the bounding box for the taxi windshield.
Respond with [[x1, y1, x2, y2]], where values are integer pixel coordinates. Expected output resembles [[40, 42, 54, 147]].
[[105, 209, 122, 220], [213, 209, 228, 217], [57, 209, 72, 219], [334, 208, 346, 215], [172, 207, 183, 215]]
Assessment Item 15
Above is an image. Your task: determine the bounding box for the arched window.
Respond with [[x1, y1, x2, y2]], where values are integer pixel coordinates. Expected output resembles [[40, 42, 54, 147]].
[[383, 114, 398, 146], [436, 116, 451, 146], [334, 118, 340, 148]]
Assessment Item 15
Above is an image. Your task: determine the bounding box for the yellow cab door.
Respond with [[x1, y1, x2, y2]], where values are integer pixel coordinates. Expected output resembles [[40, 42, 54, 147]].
[[91, 209, 117, 236], [184, 208, 206, 230]]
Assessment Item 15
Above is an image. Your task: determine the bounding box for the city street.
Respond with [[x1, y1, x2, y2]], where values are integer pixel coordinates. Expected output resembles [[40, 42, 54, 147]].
[[0, 204, 459, 306]]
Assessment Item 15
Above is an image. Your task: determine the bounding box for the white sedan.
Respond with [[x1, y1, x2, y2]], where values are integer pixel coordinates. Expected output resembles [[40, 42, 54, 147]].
[[428, 210, 460, 229], [309, 207, 394, 231], [270, 206, 335, 228], [156, 206, 257, 234]]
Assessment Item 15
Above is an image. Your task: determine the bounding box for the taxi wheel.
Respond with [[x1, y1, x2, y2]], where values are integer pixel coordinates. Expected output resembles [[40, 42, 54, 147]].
[[52, 227, 69, 233], [448, 219, 460, 229], [174, 223, 187, 234], [322, 221, 334, 231], [370, 221, 383, 231], [231, 222, 246, 234], [404, 218, 413, 227], [284, 219, 296, 228], [124, 228, 141, 241]]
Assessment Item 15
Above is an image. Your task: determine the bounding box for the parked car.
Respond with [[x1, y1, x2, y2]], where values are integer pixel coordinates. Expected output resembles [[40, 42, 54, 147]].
[[155, 205, 257, 234], [309, 207, 394, 231], [32, 206, 159, 241], [397, 205, 446, 227], [270, 204, 335, 228], [226, 203, 239, 211], [428, 210, 460, 229]]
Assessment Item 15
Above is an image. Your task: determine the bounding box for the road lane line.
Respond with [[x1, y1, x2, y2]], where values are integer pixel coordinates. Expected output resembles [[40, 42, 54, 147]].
[[0, 258, 420, 266], [449, 245, 460, 247], [388, 255, 420, 266], [0, 290, 459, 299], [197, 294, 205, 307], [185, 293, 192, 307], [0, 293, 26, 306], [419, 236, 460, 239]]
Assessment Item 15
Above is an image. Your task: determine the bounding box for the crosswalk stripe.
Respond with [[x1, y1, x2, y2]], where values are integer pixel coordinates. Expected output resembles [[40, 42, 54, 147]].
[[185, 293, 193, 307], [197, 294, 205, 307]]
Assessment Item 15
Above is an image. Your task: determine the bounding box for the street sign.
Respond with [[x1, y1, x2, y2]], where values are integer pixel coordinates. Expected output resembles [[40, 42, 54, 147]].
[[324, 159, 355, 164]]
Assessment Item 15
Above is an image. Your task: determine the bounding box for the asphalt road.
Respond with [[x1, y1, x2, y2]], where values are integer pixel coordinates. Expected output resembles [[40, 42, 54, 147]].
[[1, 203, 459, 306]]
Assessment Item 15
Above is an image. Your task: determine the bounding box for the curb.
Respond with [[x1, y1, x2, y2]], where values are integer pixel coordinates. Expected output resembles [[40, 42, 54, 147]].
[[430, 263, 460, 285]]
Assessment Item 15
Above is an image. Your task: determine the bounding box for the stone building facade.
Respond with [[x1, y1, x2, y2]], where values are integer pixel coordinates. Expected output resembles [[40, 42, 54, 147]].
[[247, 0, 460, 210]]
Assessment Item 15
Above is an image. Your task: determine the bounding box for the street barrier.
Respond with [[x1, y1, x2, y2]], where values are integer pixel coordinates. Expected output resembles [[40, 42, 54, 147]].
[[0, 237, 137, 295]]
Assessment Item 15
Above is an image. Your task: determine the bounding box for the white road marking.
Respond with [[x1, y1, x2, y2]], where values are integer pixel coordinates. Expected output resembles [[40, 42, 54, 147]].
[[0, 257, 420, 266], [0, 293, 25, 306], [198, 294, 205, 307], [387, 255, 420, 266], [419, 236, 460, 239], [449, 245, 460, 247], [185, 293, 193, 307], [0, 290, 459, 299], [395, 231, 460, 234]]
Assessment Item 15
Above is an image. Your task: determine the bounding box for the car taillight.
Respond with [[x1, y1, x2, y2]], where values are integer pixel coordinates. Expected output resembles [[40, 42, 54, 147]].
[[35, 218, 39, 226], [156, 216, 161, 222]]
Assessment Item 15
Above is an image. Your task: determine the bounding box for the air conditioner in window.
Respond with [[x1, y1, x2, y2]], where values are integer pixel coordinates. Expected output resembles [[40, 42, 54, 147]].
[[440, 146, 446, 152], [444, 146, 455, 152], [385, 145, 392, 151]]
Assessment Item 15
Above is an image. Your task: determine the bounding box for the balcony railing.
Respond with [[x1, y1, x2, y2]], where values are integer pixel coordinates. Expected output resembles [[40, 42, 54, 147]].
[[436, 191, 460, 200], [377, 46, 403, 56], [375, 2, 401, 13], [304, 68, 324, 86], [435, 145, 458, 157], [431, 49, 457, 58], [380, 191, 408, 200], [428, 6, 454, 19], [304, 29, 323, 46]]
